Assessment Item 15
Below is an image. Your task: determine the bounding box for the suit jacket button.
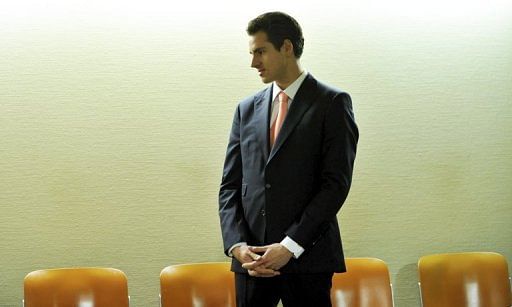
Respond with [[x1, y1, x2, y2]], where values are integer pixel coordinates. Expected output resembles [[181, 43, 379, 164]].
[[265, 184, 271, 189], [261, 209, 266, 216]]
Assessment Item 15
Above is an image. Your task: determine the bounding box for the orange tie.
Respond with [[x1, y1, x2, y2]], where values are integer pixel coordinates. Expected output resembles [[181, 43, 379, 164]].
[[270, 91, 289, 147]]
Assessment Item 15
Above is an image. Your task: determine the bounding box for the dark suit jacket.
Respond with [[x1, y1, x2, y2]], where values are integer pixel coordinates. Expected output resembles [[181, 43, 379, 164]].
[[219, 73, 358, 274]]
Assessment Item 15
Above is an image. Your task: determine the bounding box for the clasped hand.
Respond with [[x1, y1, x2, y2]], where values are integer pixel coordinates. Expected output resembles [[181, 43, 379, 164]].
[[233, 243, 293, 277]]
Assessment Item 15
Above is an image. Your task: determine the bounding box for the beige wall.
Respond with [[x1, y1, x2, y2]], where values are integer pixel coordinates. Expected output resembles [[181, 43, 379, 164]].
[[1, 1, 511, 306]]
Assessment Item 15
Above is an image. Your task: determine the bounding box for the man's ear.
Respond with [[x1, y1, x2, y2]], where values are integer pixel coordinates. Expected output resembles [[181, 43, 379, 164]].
[[281, 39, 294, 56]]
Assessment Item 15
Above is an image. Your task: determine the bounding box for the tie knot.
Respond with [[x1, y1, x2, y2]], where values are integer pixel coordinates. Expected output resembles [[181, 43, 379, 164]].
[[279, 91, 288, 104]]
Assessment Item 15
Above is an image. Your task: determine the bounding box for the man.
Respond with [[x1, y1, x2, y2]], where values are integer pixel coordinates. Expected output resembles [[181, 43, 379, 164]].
[[219, 11, 358, 307]]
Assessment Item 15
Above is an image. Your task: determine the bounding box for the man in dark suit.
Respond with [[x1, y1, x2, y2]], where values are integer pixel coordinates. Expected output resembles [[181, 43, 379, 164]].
[[219, 11, 358, 307]]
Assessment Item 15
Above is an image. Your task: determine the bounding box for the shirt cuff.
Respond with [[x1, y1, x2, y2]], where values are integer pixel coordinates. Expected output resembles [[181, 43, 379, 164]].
[[228, 242, 247, 257], [280, 236, 305, 259]]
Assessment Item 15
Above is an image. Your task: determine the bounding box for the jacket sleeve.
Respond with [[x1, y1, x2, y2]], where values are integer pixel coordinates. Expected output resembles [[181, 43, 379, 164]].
[[218, 105, 250, 256], [285, 92, 358, 250]]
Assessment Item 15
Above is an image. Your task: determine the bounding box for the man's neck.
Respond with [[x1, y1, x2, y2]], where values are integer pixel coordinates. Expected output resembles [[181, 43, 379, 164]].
[[276, 63, 303, 90]]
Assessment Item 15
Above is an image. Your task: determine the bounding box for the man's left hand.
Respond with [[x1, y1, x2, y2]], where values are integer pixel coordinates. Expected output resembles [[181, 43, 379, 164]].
[[241, 243, 293, 272]]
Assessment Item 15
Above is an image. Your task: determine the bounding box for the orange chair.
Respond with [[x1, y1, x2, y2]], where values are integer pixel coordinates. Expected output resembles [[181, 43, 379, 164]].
[[160, 262, 235, 307], [331, 258, 394, 307], [24, 267, 129, 307], [418, 252, 511, 307]]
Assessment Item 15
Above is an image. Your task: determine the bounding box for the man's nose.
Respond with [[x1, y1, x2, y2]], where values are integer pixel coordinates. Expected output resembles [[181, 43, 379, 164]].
[[251, 56, 259, 68]]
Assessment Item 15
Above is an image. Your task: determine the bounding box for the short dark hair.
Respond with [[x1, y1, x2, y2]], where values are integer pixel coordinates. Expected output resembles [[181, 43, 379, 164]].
[[247, 12, 304, 59]]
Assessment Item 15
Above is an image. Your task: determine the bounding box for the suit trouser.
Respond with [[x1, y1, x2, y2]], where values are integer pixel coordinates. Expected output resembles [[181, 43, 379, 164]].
[[235, 272, 333, 307]]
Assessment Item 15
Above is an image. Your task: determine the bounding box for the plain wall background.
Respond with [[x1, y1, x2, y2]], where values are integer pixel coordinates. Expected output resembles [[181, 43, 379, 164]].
[[1, 0, 511, 306]]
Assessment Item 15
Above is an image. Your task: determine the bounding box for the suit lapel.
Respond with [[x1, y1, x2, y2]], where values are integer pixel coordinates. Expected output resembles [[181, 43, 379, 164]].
[[255, 86, 272, 162], [267, 74, 318, 164]]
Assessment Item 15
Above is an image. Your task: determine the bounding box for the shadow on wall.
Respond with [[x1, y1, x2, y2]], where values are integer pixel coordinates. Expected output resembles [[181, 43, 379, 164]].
[[393, 263, 422, 307]]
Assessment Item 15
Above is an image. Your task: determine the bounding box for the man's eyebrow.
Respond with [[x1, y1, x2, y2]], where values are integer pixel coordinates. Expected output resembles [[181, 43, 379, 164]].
[[250, 47, 266, 54]]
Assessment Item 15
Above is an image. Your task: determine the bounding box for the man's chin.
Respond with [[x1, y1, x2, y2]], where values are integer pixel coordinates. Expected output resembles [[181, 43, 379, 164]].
[[260, 76, 273, 84]]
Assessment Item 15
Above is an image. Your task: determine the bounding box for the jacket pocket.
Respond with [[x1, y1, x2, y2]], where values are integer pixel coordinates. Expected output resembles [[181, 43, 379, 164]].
[[241, 184, 248, 197]]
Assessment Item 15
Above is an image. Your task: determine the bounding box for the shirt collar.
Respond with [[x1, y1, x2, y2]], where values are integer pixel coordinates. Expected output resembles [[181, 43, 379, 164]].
[[272, 70, 308, 103]]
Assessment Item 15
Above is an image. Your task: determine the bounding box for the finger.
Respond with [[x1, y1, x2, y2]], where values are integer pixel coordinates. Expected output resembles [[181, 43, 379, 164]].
[[248, 269, 259, 277], [247, 250, 261, 261], [248, 269, 277, 278], [259, 251, 275, 263], [254, 266, 280, 275], [249, 246, 268, 253], [254, 267, 280, 277], [254, 273, 277, 278], [242, 262, 255, 269], [242, 261, 264, 270], [269, 264, 283, 271], [248, 269, 268, 277]]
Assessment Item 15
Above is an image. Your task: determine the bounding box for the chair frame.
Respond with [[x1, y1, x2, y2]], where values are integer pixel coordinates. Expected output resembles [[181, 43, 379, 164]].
[[417, 252, 511, 307], [160, 262, 235, 307], [332, 257, 395, 307], [23, 267, 130, 307]]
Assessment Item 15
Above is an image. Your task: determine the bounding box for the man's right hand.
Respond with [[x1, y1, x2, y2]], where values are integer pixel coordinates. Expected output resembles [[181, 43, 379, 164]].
[[232, 245, 260, 263], [232, 245, 280, 277]]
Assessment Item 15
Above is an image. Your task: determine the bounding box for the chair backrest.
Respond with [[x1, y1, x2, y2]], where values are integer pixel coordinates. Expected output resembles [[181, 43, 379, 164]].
[[160, 262, 235, 307], [418, 252, 511, 307], [331, 258, 394, 307], [24, 267, 129, 307]]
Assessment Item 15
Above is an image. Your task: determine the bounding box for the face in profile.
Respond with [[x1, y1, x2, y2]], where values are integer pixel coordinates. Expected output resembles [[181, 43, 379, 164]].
[[249, 31, 288, 84]]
